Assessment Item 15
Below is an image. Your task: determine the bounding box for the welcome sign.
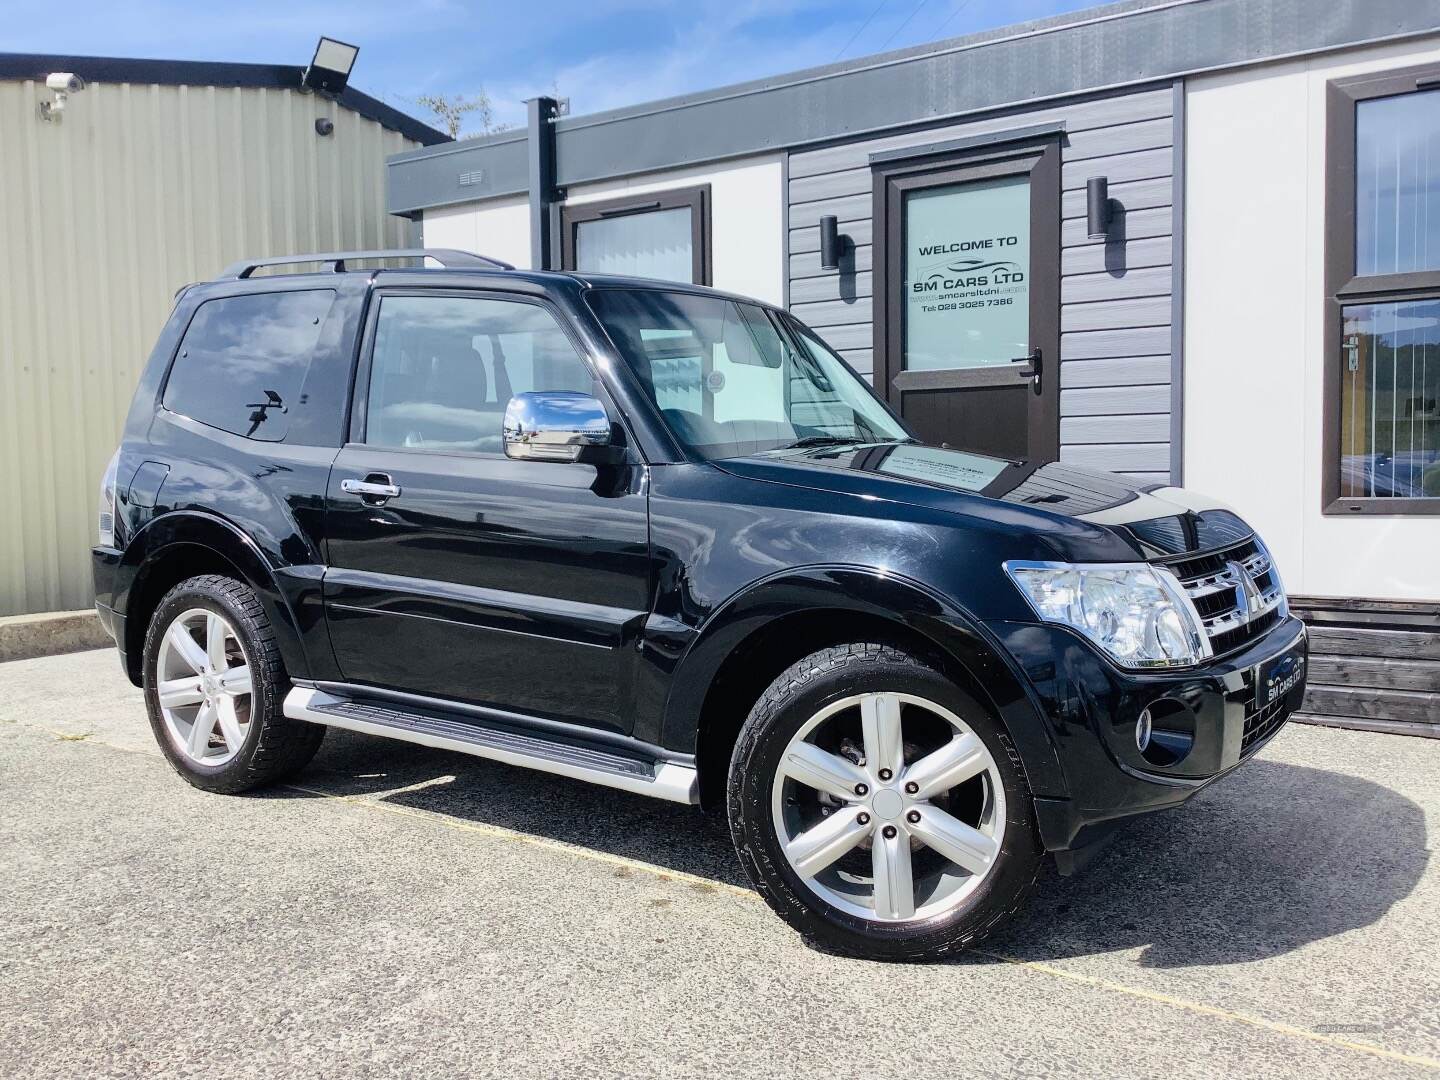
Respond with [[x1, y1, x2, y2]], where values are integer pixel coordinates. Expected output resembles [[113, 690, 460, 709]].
[[902, 176, 1031, 371]]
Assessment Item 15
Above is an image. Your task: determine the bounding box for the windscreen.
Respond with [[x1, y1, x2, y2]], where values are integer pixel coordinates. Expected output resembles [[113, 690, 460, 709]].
[[587, 288, 908, 459]]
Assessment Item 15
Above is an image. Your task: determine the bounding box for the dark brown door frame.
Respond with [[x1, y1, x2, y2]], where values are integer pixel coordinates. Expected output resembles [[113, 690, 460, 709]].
[[559, 184, 712, 285], [872, 136, 1062, 462]]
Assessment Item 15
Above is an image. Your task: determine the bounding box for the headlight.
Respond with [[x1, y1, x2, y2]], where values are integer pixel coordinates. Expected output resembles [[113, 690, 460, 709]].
[[1004, 561, 1212, 669]]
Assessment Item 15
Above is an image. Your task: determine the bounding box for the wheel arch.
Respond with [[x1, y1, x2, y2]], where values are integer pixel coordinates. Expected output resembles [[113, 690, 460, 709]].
[[116, 511, 313, 687], [666, 567, 1067, 812]]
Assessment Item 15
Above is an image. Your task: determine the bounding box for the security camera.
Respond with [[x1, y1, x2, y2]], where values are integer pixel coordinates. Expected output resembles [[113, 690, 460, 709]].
[[39, 73, 84, 121]]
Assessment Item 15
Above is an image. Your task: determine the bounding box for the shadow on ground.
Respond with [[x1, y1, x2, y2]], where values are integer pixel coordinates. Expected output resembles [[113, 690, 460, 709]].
[[274, 728, 1429, 968]]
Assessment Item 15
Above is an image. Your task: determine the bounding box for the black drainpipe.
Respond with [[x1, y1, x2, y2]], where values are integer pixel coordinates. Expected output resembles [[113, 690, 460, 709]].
[[526, 96, 560, 271]]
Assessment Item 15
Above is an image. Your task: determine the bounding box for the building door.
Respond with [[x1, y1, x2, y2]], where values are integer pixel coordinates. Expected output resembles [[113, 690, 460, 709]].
[[873, 136, 1061, 462]]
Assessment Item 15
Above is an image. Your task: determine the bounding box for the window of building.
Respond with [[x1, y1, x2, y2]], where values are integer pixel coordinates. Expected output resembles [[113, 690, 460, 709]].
[[362, 294, 596, 454], [1325, 64, 1440, 513], [560, 186, 710, 285], [163, 289, 335, 442]]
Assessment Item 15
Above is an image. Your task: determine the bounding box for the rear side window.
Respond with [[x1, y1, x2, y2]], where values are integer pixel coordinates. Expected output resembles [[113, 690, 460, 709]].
[[163, 290, 335, 442], [363, 294, 595, 453]]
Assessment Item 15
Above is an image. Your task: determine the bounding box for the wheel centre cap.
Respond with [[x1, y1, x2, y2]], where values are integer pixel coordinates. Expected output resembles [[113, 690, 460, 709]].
[[871, 788, 904, 821]]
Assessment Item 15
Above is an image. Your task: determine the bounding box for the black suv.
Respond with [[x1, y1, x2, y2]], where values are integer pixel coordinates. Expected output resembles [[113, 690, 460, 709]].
[[94, 249, 1307, 960]]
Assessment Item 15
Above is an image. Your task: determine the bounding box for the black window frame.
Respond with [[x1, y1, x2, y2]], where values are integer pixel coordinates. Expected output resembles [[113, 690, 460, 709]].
[[559, 184, 712, 286], [1323, 61, 1440, 516]]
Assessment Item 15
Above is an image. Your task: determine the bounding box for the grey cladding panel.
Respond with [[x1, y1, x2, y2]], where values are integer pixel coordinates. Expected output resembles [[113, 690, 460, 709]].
[[1060, 355, 1172, 388], [787, 88, 1173, 179], [1062, 146, 1171, 190], [790, 169, 872, 205], [809, 323, 873, 352], [1061, 414, 1171, 444], [1061, 265, 1171, 303], [839, 349, 874, 378], [791, 272, 874, 304], [1062, 295, 1171, 333], [1062, 443, 1171, 472], [1062, 205, 1171, 247], [1060, 175, 1171, 218], [787, 85, 1177, 480], [792, 296, 873, 327], [792, 245, 875, 280], [1061, 385, 1172, 416], [790, 193, 872, 230], [1061, 326, 1172, 360], [1064, 117, 1173, 161], [1061, 235, 1170, 275], [791, 218, 874, 254]]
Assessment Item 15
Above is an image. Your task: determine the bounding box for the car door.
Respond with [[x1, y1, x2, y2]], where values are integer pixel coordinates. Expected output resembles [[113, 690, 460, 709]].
[[322, 288, 652, 734]]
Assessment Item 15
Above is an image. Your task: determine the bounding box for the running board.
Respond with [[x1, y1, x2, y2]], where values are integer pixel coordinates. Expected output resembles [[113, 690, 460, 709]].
[[284, 687, 698, 804]]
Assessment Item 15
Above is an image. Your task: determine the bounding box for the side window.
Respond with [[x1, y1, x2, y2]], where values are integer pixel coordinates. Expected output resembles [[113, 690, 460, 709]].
[[163, 290, 335, 442], [364, 295, 596, 453]]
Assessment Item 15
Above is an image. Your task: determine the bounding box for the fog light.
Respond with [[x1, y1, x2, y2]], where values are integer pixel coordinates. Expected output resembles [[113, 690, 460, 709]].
[[1136, 708, 1153, 753]]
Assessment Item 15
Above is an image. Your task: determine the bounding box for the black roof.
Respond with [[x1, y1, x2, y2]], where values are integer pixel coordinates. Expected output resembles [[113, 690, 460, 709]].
[[0, 52, 449, 146]]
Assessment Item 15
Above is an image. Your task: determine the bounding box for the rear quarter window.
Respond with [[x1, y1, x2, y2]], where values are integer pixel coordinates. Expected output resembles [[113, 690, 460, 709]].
[[163, 289, 336, 442]]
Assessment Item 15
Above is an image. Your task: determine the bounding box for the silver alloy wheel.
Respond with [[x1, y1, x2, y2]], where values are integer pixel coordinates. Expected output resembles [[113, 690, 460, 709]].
[[770, 692, 1006, 923], [155, 607, 254, 766]]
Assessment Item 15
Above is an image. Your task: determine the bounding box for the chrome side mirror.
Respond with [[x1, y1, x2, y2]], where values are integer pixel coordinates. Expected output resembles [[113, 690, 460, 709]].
[[503, 391, 616, 463]]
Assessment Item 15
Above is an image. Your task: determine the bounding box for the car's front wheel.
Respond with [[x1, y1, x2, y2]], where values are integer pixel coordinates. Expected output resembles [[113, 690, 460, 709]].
[[728, 643, 1041, 961], [142, 574, 324, 793]]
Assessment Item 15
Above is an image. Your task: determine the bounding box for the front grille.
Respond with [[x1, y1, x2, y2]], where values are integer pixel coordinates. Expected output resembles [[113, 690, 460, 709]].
[[1164, 536, 1286, 657], [1241, 692, 1290, 755]]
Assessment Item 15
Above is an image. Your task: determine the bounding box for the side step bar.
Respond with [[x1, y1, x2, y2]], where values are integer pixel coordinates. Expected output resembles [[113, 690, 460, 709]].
[[284, 687, 698, 804]]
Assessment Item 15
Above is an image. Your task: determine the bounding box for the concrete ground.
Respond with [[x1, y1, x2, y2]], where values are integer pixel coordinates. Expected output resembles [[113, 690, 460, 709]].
[[2, 649, 1437, 1079]]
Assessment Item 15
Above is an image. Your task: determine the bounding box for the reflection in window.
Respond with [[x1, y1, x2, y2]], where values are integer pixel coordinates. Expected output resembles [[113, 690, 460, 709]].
[[1356, 88, 1440, 277], [588, 288, 907, 460], [1340, 299, 1440, 497], [365, 296, 594, 453], [163, 290, 334, 442]]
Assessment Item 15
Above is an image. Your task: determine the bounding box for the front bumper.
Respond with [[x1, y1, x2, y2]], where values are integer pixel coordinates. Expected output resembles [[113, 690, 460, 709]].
[[988, 613, 1308, 870]]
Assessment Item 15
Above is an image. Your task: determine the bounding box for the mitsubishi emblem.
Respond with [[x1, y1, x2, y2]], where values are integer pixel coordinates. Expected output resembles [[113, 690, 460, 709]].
[[1227, 560, 1259, 619]]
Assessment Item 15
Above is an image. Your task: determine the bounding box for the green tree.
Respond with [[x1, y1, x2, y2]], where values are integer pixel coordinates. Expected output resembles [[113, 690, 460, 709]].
[[413, 91, 510, 140]]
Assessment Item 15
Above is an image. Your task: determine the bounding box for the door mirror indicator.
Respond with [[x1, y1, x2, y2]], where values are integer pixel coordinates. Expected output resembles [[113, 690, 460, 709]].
[[503, 391, 618, 464]]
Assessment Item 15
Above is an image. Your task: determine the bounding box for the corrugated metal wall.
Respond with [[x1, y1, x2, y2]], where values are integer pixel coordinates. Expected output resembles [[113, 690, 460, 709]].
[[0, 79, 418, 616], [787, 85, 1176, 482]]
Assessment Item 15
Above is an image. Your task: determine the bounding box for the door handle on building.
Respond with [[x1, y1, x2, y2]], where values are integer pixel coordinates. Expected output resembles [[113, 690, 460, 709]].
[[341, 474, 401, 503], [1012, 348, 1042, 394]]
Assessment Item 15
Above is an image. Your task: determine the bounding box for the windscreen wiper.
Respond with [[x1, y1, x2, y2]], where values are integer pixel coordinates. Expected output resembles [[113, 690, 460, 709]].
[[783, 435, 867, 449]]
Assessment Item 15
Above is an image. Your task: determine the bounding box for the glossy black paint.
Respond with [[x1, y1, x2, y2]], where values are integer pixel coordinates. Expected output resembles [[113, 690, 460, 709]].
[[94, 265, 1306, 861]]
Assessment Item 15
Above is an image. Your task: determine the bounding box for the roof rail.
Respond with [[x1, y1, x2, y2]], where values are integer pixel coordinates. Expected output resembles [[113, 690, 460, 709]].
[[218, 248, 514, 279]]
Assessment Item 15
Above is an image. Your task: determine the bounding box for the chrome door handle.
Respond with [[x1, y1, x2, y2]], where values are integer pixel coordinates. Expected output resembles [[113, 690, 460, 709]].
[[341, 475, 401, 501]]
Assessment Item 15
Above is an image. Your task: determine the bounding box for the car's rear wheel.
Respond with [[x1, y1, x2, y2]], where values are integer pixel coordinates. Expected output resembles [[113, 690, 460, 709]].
[[142, 574, 324, 793], [728, 643, 1041, 961]]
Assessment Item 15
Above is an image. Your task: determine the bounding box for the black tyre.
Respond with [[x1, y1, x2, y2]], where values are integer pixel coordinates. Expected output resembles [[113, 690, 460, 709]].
[[142, 574, 324, 793], [728, 643, 1041, 961]]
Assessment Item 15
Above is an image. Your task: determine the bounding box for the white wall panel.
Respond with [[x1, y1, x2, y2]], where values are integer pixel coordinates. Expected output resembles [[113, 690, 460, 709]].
[[422, 195, 531, 269], [1184, 36, 1440, 602]]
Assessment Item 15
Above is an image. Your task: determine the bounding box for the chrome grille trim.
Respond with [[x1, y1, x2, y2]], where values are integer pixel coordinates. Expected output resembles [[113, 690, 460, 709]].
[[1166, 536, 1286, 654]]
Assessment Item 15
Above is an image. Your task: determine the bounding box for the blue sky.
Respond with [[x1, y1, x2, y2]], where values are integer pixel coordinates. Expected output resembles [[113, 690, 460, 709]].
[[6, 0, 1101, 136]]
